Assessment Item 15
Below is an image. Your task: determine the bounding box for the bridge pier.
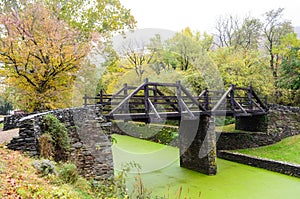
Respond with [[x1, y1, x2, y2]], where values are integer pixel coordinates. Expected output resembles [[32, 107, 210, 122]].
[[179, 115, 217, 175], [235, 115, 268, 132]]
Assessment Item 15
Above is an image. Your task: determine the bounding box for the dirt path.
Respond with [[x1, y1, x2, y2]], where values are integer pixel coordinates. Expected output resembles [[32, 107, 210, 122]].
[[0, 128, 19, 144]]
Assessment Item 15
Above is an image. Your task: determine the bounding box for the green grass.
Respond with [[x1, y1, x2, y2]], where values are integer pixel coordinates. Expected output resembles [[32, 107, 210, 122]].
[[216, 123, 248, 133], [0, 123, 3, 128], [236, 134, 300, 164]]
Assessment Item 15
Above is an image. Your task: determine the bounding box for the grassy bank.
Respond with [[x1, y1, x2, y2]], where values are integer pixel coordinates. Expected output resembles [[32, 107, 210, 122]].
[[235, 135, 300, 164], [0, 145, 95, 199]]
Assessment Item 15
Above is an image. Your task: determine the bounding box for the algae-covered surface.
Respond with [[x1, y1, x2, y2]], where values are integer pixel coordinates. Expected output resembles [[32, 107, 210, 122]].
[[112, 134, 300, 199]]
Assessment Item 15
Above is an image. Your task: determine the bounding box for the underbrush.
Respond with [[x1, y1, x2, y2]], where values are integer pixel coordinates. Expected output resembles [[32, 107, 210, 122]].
[[0, 144, 199, 198]]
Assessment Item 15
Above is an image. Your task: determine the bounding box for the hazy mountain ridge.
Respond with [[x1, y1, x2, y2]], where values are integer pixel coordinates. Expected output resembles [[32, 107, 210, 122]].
[[113, 28, 175, 53]]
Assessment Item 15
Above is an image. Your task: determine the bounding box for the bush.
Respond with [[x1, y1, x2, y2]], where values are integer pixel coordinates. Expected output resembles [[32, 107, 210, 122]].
[[153, 128, 178, 145], [32, 159, 56, 177], [38, 133, 54, 159], [215, 116, 236, 126], [41, 114, 70, 161], [58, 163, 79, 184]]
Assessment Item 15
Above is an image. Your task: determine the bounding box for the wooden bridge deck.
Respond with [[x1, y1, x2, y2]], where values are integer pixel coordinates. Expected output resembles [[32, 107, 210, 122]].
[[84, 79, 268, 122]]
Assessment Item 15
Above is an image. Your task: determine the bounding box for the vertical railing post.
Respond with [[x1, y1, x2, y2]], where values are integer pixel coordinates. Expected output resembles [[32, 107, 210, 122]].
[[176, 80, 182, 113], [124, 83, 128, 96], [264, 95, 268, 105], [123, 83, 128, 114], [230, 85, 235, 112], [204, 88, 209, 110], [144, 78, 149, 114], [153, 85, 158, 109], [84, 94, 87, 106], [247, 85, 253, 110], [99, 89, 103, 104]]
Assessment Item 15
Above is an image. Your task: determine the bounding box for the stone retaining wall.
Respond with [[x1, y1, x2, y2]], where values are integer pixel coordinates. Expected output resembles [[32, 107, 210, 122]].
[[217, 104, 300, 150], [6, 106, 113, 180], [218, 150, 300, 178], [3, 113, 28, 131]]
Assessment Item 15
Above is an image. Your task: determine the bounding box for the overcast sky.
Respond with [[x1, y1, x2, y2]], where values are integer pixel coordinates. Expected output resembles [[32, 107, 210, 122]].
[[119, 0, 300, 33]]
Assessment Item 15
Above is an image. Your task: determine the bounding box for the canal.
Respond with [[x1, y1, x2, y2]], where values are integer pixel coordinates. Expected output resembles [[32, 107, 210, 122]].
[[112, 134, 300, 199]]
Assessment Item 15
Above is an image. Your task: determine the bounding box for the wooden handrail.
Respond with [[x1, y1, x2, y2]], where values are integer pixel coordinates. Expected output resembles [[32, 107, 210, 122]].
[[86, 81, 268, 119], [180, 85, 207, 111], [148, 99, 161, 119], [211, 86, 233, 112], [108, 81, 147, 116], [180, 99, 195, 119]]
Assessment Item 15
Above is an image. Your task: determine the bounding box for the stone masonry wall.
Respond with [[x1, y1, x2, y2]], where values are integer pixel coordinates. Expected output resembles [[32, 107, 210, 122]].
[[6, 106, 113, 180], [3, 113, 29, 131], [218, 150, 300, 178], [217, 104, 300, 150]]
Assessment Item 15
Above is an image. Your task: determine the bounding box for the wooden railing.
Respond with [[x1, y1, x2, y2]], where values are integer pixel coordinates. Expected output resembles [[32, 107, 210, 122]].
[[83, 79, 268, 120]]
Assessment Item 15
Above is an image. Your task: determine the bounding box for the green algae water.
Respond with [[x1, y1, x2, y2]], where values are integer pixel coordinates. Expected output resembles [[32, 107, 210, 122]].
[[112, 134, 300, 199]]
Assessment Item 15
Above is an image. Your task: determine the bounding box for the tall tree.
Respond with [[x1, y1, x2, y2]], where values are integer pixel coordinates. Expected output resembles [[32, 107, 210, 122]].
[[167, 27, 213, 71], [0, 3, 89, 111], [276, 33, 300, 90], [262, 8, 294, 78], [214, 15, 262, 50], [211, 47, 273, 96], [0, 0, 136, 111], [44, 0, 136, 37]]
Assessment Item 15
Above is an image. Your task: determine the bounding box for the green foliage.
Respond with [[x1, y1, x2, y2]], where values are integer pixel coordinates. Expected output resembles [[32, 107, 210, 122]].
[[58, 163, 79, 184], [215, 116, 235, 126], [42, 114, 70, 161], [277, 34, 300, 91], [114, 121, 178, 145], [32, 159, 56, 177], [44, 0, 136, 36], [211, 47, 274, 97], [92, 161, 140, 198], [0, 97, 13, 115], [0, 0, 135, 111], [153, 128, 178, 146]]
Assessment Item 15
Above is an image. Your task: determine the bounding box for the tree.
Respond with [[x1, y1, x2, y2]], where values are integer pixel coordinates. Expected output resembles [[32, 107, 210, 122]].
[[0, 0, 136, 111], [277, 33, 300, 90], [210, 47, 274, 97], [44, 0, 136, 37], [214, 15, 262, 50], [262, 8, 294, 78], [166, 27, 213, 71], [0, 3, 89, 111], [0, 97, 13, 115], [123, 39, 155, 82]]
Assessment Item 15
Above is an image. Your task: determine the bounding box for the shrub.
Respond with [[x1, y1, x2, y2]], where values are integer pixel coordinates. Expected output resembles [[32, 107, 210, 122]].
[[154, 128, 178, 145], [32, 159, 56, 176], [58, 163, 79, 184], [42, 114, 70, 161]]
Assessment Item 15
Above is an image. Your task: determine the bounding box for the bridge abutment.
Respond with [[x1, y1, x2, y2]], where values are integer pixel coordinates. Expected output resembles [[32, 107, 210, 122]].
[[179, 115, 217, 175], [235, 114, 268, 132]]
